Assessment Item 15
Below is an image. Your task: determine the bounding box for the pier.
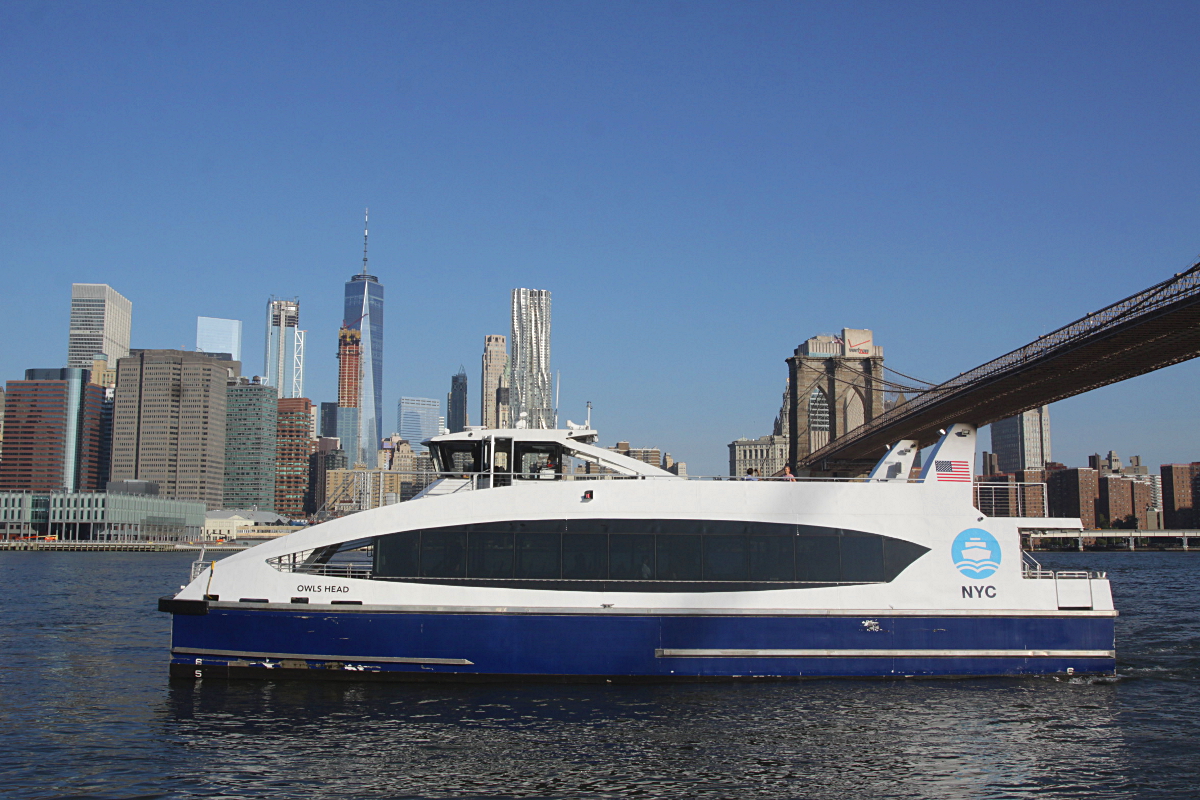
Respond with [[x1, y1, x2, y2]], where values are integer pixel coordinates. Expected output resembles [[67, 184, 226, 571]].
[[1023, 529, 1200, 551], [0, 541, 249, 552]]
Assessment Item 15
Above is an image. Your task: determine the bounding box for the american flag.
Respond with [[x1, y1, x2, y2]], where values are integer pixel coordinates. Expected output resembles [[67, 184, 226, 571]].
[[935, 460, 972, 482]]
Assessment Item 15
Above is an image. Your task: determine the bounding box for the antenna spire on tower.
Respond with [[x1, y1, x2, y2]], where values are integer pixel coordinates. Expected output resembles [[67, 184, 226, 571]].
[[362, 207, 370, 275]]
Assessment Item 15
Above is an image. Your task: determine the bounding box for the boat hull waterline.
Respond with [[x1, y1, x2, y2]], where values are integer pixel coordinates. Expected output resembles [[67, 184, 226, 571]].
[[169, 604, 1115, 681]]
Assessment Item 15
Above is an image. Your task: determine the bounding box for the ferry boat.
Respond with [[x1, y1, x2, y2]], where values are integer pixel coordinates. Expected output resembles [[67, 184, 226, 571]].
[[160, 423, 1116, 681]]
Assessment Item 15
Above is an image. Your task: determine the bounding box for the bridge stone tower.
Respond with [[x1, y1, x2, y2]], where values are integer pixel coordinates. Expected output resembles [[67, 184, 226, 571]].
[[786, 328, 885, 474]]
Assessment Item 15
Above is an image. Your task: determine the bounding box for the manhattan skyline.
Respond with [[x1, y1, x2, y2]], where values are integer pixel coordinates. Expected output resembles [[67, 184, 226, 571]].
[[4, 3, 1200, 475]]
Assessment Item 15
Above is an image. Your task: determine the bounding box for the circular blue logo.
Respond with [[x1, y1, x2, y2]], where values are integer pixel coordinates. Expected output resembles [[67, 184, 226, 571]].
[[952, 528, 1001, 579]]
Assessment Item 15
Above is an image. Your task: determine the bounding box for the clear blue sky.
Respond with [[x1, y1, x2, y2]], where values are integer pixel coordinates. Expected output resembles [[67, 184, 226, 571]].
[[3, 1, 1199, 475]]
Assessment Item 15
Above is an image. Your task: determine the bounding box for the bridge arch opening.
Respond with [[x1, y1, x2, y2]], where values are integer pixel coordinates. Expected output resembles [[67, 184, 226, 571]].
[[809, 385, 830, 452]]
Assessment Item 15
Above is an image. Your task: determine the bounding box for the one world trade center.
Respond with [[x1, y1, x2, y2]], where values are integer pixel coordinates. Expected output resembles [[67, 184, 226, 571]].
[[342, 210, 384, 466]]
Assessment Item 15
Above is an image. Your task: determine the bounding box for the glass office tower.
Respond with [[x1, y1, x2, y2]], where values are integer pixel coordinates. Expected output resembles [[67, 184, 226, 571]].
[[68, 284, 132, 370], [196, 317, 243, 361], [265, 297, 305, 399], [345, 274, 384, 465], [398, 397, 440, 453]]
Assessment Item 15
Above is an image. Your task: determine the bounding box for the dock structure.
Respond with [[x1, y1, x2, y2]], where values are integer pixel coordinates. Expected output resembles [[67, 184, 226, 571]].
[[0, 541, 248, 552], [1023, 529, 1200, 551]]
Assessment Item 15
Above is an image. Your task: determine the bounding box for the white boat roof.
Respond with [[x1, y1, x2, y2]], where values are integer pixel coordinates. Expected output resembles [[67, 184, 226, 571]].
[[425, 427, 675, 477]]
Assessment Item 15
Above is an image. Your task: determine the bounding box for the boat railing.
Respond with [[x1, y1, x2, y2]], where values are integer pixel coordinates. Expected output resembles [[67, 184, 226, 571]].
[[1021, 552, 1106, 580], [974, 482, 1047, 518], [294, 562, 373, 579], [266, 551, 372, 579]]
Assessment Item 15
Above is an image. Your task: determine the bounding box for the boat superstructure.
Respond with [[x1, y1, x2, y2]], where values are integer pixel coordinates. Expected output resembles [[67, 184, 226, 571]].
[[161, 423, 1115, 681]]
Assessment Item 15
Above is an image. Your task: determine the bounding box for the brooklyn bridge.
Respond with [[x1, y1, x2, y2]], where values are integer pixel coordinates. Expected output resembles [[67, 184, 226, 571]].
[[794, 260, 1200, 475]]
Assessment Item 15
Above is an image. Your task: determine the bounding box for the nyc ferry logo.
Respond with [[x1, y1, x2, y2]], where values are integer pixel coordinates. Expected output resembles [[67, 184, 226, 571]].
[[952, 528, 1001, 579]]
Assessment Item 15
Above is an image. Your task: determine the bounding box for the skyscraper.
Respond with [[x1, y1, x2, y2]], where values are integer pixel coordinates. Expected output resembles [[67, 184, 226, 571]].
[[196, 317, 243, 361], [991, 406, 1052, 473], [510, 288, 552, 429], [110, 350, 237, 509], [319, 401, 339, 438], [336, 325, 362, 464], [224, 378, 277, 511], [68, 284, 132, 369], [481, 334, 509, 428], [398, 397, 441, 453], [265, 297, 305, 398], [343, 210, 385, 466], [448, 368, 469, 433], [0, 368, 105, 493], [276, 397, 315, 518]]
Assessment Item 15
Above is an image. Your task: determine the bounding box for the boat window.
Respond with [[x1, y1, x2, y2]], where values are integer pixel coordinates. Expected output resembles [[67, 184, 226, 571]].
[[371, 519, 928, 590], [493, 446, 510, 472], [563, 533, 607, 579], [432, 441, 483, 474], [841, 534, 884, 583], [884, 538, 931, 580], [749, 535, 795, 581], [609, 534, 655, 579], [515, 532, 560, 578], [514, 442, 562, 480], [469, 532, 514, 578], [704, 535, 747, 581], [656, 535, 703, 581], [420, 530, 466, 577], [376, 531, 419, 577], [795, 536, 840, 582]]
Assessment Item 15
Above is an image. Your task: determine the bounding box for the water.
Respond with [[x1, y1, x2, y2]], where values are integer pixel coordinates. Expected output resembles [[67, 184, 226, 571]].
[[0, 551, 1197, 799]]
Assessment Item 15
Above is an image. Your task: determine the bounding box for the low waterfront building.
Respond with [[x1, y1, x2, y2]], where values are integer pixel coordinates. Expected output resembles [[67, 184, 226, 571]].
[[324, 468, 406, 515], [0, 490, 205, 541], [203, 509, 298, 542]]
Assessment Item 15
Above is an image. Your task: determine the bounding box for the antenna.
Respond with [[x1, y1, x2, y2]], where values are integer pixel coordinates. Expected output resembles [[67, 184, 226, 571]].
[[362, 207, 369, 275], [586, 400, 592, 429], [555, 370, 561, 429]]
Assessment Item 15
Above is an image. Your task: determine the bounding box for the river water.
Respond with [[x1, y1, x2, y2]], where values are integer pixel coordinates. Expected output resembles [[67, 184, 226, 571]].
[[0, 550, 1197, 799]]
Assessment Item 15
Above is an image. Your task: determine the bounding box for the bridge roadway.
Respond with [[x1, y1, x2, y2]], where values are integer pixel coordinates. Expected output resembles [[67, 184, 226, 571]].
[[802, 261, 1200, 473]]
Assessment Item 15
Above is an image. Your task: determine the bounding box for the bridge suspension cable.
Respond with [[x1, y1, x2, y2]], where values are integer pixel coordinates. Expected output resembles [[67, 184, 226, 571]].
[[801, 259, 1200, 468]]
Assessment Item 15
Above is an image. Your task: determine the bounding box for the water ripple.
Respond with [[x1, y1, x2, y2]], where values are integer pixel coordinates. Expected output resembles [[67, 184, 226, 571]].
[[0, 551, 1197, 799]]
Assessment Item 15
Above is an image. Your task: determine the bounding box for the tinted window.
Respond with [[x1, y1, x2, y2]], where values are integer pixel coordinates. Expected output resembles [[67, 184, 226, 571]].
[[796, 536, 840, 582], [421, 530, 466, 577], [515, 532, 560, 578], [841, 534, 884, 583], [704, 535, 748, 581], [433, 441, 481, 474], [563, 533, 607, 579], [883, 538, 930, 581], [657, 535, 703, 580], [749, 535, 795, 581], [375, 530, 418, 577], [367, 519, 926, 589], [468, 532, 513, 578], [610, 534, 655, 579]]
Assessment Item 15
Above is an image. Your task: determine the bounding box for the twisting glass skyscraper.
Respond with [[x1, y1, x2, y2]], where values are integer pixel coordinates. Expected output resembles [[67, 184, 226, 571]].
[[510, 288, 552, 429], [343, 211, 384, 465]]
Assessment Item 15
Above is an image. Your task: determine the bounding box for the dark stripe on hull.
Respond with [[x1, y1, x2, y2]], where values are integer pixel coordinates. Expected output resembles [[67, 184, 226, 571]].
[[169, 607, 1116, 680]]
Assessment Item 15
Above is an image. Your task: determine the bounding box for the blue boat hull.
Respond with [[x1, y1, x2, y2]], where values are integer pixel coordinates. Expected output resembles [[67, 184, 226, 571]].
[[168, 605, 1116, 681]]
